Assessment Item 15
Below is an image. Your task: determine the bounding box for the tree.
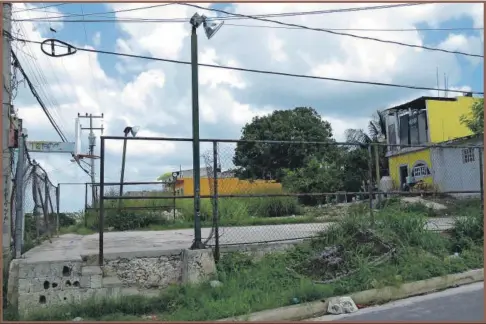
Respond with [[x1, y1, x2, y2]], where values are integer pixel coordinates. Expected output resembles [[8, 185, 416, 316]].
[[233, 107, 334, 181], [282, 146, 369, 205], [156, 172, 172, 181], [345, 110, 387, 144], [345, 110, 389, 177], [460, 98, 484, 135]]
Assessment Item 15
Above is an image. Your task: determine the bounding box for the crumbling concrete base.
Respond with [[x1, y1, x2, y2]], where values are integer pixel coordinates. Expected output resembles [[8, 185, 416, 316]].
[[181, 248, 217, 284]]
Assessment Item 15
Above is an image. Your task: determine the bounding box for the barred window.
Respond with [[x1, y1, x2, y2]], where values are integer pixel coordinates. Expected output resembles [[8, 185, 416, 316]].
[[411, 162, 430, 177], [462, 148, 475, 164]]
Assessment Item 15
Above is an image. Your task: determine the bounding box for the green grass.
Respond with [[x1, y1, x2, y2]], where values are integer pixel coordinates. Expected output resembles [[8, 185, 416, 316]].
[[20, 201, 483, 322]]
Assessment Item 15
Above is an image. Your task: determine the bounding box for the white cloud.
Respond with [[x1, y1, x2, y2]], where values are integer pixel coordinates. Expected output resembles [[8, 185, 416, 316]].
[[92, 32, 101, 47], [9, 2, 483, 211]]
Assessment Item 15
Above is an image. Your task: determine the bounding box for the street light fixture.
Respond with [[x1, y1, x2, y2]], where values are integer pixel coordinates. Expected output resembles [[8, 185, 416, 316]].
[[119, 126, 139, 207], [189, 13, 224, 249]]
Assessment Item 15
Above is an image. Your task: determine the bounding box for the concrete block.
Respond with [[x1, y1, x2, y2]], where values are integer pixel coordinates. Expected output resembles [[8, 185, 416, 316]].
[[80, 275, 90, 288], [120, 287, 140, 296], [32, 263, 54, 278], [90, 275, 103, 289], [7, 260, 20, 308], [103, 276, 122, 288], [18, 263, 35, 279], [82, 266, 102, 276], [107, 287, 122, 298], [181, 249, 217, 285], [61, 277, 81, 290], [18, 279, 32, 294]]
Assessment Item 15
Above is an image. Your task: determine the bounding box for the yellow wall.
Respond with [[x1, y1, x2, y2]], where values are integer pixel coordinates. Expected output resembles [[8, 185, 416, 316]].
[[176, 178, 282, 196], [389, 148, 433, 189], [426, 96, 479, 143]]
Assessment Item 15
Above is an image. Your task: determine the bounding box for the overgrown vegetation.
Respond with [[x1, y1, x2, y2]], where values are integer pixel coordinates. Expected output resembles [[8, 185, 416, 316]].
[[20, 201, 483, 322]]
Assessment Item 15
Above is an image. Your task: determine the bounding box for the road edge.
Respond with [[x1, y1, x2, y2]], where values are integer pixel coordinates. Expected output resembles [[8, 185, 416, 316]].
[[218, 268, 484, 322]]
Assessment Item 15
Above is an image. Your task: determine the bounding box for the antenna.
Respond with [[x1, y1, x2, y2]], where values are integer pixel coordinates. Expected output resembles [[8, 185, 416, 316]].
[[436, 67, 440, 97], [443, 73, 447, 97]]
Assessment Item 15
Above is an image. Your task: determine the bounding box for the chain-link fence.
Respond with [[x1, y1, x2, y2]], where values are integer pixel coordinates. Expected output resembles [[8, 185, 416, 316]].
[[10, 138, 59, 257], [200, 140, 484, 259], [98, 136, 484, 264]]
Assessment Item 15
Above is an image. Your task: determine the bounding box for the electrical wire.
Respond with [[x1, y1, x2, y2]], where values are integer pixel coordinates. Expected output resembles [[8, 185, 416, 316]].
[[11, 49, 67, 142], [19, 3, 174, 20], [14, 3, 425, 22], [12, 3, 67, 14], [182, 3, 484, 59], [9, 34, 484, 95], [224, 24, 484, 33], [10, 45, 90, 176]]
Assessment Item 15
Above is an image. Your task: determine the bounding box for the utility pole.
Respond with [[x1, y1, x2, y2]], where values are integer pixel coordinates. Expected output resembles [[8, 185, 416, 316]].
[[78, 113, 103, 205], [2, 3, 13, 256]]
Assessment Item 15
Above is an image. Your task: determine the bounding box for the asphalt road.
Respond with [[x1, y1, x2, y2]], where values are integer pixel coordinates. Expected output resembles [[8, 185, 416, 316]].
[[311, 282, 484, 321]]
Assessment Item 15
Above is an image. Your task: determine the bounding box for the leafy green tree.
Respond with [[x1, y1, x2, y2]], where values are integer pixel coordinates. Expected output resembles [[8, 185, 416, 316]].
[[460, 98, 484, 134], [345, 110, 389, 177], [233, 107, 334, 181], [282, 146, 369, 205]]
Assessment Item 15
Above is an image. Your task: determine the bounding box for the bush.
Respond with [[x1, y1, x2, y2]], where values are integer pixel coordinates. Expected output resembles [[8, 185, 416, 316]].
[[104, 210, 166, 231], [450, 210, 484, 252], [246, 196, 301, 217]]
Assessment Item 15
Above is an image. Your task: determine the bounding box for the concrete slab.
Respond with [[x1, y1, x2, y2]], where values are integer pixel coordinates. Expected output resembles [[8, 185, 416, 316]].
[[20, 218, 457, 264]]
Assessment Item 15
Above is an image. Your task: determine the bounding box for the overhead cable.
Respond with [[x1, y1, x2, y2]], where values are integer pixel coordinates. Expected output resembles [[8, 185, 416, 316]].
[[14, 3, 424, 22], [182, 3, 484, 59], [10, 35, 484, 95]]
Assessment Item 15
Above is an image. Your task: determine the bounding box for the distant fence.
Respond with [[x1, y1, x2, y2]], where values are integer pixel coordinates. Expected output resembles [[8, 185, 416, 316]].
[[97, 135, 484, 265], [11, 138, 59, 258]]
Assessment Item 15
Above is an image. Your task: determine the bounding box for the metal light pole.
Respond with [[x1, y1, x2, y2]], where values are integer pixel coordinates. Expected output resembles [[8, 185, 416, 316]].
[[118, 126, 139, 208], [189, 13, 224, 249]]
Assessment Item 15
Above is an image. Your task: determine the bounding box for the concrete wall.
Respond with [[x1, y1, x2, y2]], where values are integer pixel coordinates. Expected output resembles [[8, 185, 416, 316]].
[[177, 177, 282, 196], [388, 148, 433, 189], [9, 241, 298, 316], [430, 139, 483, 196], [426, 96, 479, 143]]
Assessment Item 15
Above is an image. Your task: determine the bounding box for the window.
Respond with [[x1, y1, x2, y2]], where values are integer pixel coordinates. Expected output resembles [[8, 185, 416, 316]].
[[409, 114, 419, 145], [411, 162, 430, 177], [462, 148, 475, 164]]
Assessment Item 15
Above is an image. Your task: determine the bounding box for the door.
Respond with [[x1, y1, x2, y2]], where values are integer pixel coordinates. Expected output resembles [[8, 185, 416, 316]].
[[399, 165, 408, 189]]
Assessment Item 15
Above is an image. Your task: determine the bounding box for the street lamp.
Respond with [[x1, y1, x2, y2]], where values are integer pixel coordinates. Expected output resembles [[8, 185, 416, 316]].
[[119, 126, 139, 207], [189, 13, 224, 249]]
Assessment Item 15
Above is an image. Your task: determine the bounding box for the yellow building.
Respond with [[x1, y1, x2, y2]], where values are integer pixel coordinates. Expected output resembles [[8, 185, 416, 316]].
[[384, 95, 483, 193], [175, 177, 282, 196]]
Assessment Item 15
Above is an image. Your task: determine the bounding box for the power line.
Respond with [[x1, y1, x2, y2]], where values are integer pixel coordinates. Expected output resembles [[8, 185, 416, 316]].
[[19, 3, 174, 20], [12, 3, 67, 14], [224, 24, 484, 33], [10, 35, 484, 95], [183, 3, 484, 59], [11, 49, 68, 142], [13, 3, 425, 22], [22, 14, 483, 34]]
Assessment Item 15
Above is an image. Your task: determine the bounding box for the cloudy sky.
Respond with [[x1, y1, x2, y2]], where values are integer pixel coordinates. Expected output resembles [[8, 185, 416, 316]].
[[9, 2, 484, 212]]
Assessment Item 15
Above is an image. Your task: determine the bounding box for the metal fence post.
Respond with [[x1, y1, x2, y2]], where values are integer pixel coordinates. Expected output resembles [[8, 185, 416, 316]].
[[478, 147, 484, 212], [32, 163, 40, 240], [84, 182, 88, 227], [14, 133, 25, 258], [44, 177, 50, 237], [56, 184, 60, 236], [367, 144, 374, 225], [212, 141, 220, 262], [99, 137, 105, 266]]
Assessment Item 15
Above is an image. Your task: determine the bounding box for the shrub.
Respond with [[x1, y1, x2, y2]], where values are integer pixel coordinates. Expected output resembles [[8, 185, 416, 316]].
[[246, 196, 301, 217], [104, 210, 165, 231]]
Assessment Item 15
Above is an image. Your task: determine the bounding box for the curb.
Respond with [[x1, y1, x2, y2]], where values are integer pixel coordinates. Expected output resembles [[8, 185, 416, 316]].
[[219, 268, 483, 322]]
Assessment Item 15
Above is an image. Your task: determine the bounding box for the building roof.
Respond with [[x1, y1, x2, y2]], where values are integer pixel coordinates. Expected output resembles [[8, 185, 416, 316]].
[[384, 96, 458, 113], [437, 133, 484, 146]]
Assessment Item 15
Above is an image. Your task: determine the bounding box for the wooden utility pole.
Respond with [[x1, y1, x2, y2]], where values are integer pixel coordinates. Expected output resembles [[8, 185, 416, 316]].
[[78, 113, 104, 205], [2, 3, 13, 254]]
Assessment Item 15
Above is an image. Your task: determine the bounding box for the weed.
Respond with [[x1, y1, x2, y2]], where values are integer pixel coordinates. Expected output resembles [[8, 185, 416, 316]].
[[22, 199, 484, 322]]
